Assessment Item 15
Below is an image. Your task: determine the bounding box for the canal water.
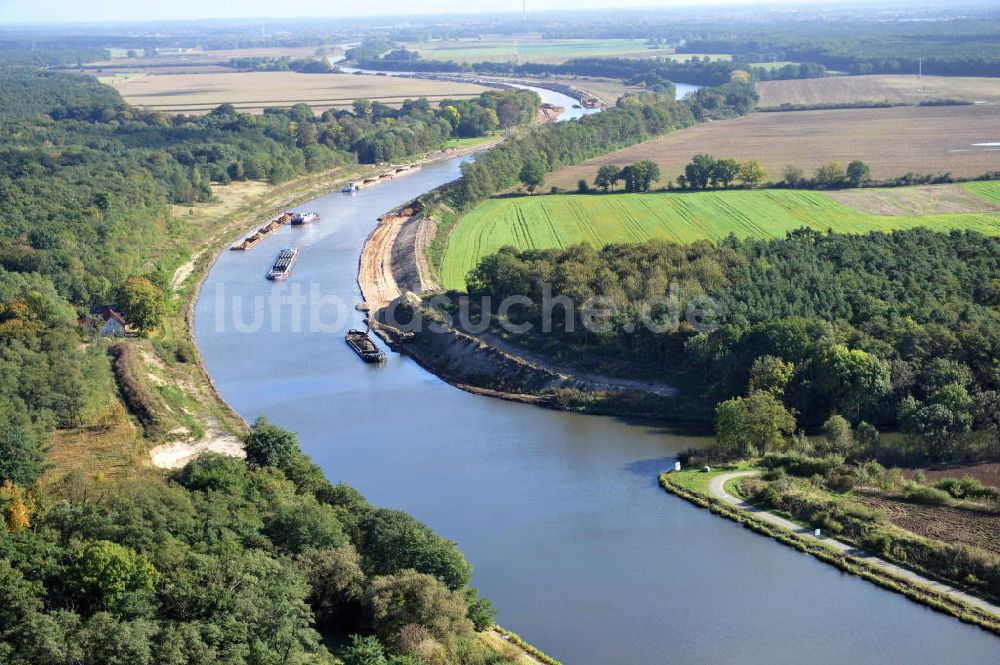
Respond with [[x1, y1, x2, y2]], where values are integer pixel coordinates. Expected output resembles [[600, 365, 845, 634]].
[[195, 88, 999, 664]]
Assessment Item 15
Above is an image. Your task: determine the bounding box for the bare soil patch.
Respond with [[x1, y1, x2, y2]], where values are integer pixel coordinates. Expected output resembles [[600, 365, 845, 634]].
[[546, 104, 1000, 189], [828, 184, 1000, 216], [904, 462, 1000, 489], [857, 493, 1000, 556], [149, 429, 245, 470]]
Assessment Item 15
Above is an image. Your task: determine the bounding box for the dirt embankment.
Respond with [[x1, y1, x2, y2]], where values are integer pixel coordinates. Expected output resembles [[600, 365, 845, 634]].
[[358, 199, 677, 413], [538, 104, 563, 124], [358, 202, 439, 314]]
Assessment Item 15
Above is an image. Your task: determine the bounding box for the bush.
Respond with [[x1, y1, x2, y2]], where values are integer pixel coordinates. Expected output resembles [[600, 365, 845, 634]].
[[935, 476, 1000, 501], [761, 452, 844, 477], [174, 340, 197, 363], [903, 484, 952, 505]]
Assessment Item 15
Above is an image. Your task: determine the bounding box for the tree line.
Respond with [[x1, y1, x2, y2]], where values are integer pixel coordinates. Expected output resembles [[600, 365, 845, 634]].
[[578, 155, 996, 195], [465, 229, 1000, 465], [435, 84, 756, 211], [228, 56, 335, 73], [352, 48, 823, 88]]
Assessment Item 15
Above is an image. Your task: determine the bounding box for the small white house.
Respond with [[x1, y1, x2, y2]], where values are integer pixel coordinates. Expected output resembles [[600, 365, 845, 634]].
[[90, 306, 127, 337]]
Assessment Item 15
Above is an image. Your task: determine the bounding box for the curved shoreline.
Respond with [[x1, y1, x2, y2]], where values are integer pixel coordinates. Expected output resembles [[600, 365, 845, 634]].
[[661, 470, 1000, 635], [356, 200, 680, 416]]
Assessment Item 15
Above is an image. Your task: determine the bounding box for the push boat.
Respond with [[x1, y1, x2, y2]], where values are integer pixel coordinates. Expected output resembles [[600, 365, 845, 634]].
[[289, 211, 320, 225], [266, 247, 299, 280], [346, 328, 386, 363], [341, 181, 358, 193]]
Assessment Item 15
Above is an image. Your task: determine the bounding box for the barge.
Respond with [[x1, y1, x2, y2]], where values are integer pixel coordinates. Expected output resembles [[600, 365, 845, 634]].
[[345, 166, 419, 193], [229, 213, 292, 250], [346, 328, 386, 363], [289, 211, 320, 225], [266, 247, 299, 280]]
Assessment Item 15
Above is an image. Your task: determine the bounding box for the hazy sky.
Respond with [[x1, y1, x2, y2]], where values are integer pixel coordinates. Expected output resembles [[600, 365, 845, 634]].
[[1, 0, 856, 25]]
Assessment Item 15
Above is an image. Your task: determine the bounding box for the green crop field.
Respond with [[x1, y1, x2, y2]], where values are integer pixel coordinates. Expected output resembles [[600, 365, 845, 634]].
[[439, 187, 1000, 289], [409, 38, 687, 64], [965, 180, 1000, 204]]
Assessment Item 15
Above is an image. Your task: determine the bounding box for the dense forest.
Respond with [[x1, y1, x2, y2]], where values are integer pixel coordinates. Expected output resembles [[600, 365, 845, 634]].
[[0, 66, 536, 509], [0, 418, 512, 664], [678, 26, 1000, 77], [465, 230, 1000, 463]]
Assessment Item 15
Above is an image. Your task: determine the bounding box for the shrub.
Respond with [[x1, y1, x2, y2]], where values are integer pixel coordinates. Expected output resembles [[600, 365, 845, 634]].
[[761, 452, 844, 477], [174, 340, 197, 363], [903, 484, 951, 505], [935, 476, 1000, 501]]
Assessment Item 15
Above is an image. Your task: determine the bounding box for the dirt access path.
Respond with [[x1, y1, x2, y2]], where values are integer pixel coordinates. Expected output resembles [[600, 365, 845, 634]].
[[710, 471, 1000, 618]]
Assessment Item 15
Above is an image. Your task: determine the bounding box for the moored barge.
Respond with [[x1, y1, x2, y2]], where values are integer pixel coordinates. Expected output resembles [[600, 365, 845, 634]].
[[266, 247, 299, 280], [346, 328, 386, 363], [229, 213, 293, 250]]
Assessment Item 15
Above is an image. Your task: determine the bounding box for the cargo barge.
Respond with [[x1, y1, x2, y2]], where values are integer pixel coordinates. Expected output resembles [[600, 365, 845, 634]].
[[289, 211, 320, 225], [266, 247, 299, 280], [230, 212, 293, 250], [346, 328, 386, 363], [345, 165, 420, 193]]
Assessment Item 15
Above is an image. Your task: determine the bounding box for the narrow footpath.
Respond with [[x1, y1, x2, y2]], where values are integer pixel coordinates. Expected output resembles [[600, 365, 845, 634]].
[[710, 471, 1000, 618]]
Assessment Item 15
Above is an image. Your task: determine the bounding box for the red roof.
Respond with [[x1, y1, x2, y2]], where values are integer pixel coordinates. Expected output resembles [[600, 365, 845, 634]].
[[103, 309, 126, 326]]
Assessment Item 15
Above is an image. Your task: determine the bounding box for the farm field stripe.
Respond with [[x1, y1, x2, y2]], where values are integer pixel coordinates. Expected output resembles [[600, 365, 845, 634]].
[[438, 185, 1000, 290]]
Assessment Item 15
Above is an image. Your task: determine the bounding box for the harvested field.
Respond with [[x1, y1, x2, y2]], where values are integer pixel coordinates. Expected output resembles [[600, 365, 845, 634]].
[[904, 462, 1000, 490], [80, 46, 336, 73], [111, 71, 491, 114], [856, 493, 1000, 556], [439, 185, 1000, 289], [828, 183, 1000, 216], [757, 75, 1000, 107], [546, 104, 1000, 190]]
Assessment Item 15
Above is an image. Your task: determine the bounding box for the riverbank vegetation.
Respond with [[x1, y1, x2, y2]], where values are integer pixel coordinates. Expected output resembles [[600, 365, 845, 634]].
[[426, 81, 756, 220]]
